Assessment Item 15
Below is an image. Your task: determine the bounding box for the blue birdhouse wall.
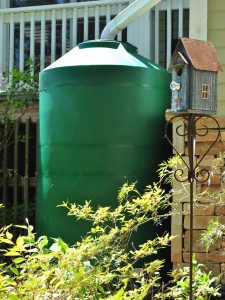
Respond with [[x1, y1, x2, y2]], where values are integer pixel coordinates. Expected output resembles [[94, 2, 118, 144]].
[[191, 70, 217, 112], [171, 53, 188, 111]]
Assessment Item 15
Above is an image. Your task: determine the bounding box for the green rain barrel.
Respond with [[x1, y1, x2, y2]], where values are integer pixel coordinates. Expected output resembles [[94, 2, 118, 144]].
[[37, 40, 171, 244]]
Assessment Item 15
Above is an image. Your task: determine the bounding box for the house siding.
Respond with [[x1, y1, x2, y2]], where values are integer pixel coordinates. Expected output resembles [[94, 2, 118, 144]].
[[208, 0, 225, 115]]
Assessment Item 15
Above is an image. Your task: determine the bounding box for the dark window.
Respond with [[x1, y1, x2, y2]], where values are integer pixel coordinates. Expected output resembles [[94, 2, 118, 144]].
[[202, 84, 209, 99], [159, 9, 189, 68], [11, 0, 70, 7], [11, 0, 98, 6]]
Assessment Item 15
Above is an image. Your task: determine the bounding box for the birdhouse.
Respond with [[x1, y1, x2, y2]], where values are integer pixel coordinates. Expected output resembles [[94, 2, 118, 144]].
[[167, 37, 222, 115]]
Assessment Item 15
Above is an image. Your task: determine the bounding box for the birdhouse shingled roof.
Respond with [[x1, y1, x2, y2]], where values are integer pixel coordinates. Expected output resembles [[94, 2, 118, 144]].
[[169, 37, 222, 72]]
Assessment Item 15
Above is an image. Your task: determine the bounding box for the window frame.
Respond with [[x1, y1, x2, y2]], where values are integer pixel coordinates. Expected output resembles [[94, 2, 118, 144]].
[[202, 84, 209, 100]]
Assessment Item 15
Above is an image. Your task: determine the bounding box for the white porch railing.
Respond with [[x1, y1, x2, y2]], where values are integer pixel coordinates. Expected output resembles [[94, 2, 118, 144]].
[[0, 0, 129, 89], [0, 0, 190, 90], [155, 0, 190, 67]]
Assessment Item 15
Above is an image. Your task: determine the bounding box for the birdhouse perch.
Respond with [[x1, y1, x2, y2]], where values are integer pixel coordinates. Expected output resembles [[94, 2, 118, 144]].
[[167, 37, 222, 115]]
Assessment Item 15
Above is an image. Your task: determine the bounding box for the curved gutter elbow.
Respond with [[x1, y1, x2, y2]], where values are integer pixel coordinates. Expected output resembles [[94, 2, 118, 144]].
[[100, 0, 162, 40], [101, 19, 119, 40]]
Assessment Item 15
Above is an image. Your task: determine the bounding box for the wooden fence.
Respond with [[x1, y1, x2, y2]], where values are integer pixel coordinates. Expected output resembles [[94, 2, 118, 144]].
[[0, 117, 37, 227]]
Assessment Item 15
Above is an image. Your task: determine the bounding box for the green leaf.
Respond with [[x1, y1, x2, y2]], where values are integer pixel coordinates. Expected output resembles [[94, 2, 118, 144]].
[[38, 236, 48, 249], [0, 238, 14, 245], [58, 238, 68, 252], [9, 295, 21, 300], [10, 266, 19, 276], [4, 251, 21, 257], [40, 264, 47, 271], [50, 277, 58, 285], [13, 257, 26, 264], [7, 280, 17, 286], [16, 236, 24, 248], [97, 285, 105, 294], [6, 231, 13, 240], [14, 225, 27, 229], [28, 278, 39, 289], [54, 280, 63, 290], [28, 225, 34, 231], [110, 288, 125, 300]]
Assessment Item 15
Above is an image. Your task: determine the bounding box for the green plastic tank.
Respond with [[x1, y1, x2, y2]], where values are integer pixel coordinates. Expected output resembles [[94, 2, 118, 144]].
[[37, 40, 171, 244]]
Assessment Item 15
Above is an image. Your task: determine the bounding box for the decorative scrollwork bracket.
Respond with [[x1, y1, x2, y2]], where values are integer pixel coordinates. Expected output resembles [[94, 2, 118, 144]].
[[165, 114, 221, 184]]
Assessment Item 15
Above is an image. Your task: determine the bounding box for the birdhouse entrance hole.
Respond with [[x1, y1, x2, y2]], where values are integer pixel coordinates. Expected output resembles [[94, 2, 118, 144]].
[[176, 67, 182, 76]]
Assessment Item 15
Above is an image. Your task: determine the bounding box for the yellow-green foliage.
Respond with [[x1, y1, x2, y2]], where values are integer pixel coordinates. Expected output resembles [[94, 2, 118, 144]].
[[155, 257, 220, 300], [0, 182, 171, 299], [0, 161, 221, 299]]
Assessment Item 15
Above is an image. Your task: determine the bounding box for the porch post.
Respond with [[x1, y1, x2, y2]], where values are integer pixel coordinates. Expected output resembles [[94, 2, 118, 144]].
[[0, 15, 4, 90], [189, 0, 208, 40], [127, 0, 151, 59], [0, 0, 10, 9], [0, 0, 10, 90]]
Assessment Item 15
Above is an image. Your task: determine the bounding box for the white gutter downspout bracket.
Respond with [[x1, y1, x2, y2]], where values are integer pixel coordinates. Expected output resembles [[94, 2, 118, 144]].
[[100, 0, 162, 40]]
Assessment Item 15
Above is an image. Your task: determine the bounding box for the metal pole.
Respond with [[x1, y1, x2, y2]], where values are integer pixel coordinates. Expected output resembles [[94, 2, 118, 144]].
[[187, 114, 196, 300]]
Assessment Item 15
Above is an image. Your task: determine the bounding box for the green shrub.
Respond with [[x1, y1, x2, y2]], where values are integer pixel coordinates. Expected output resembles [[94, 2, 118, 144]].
[[0, 182, 171, 299], [155, 257, 221, 300], [0, 160, 221, 299]]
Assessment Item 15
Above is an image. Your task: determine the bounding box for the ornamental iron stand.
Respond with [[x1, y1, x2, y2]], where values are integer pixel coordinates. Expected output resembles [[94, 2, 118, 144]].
[[165, 114, 221, 300]]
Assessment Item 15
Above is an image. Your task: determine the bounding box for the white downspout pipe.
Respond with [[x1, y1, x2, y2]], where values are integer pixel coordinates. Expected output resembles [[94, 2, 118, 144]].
[[100, 0, 162, 40]]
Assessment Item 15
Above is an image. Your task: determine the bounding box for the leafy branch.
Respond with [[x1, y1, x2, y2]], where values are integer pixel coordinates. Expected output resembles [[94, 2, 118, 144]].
[[0, 60, 39, 169]]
